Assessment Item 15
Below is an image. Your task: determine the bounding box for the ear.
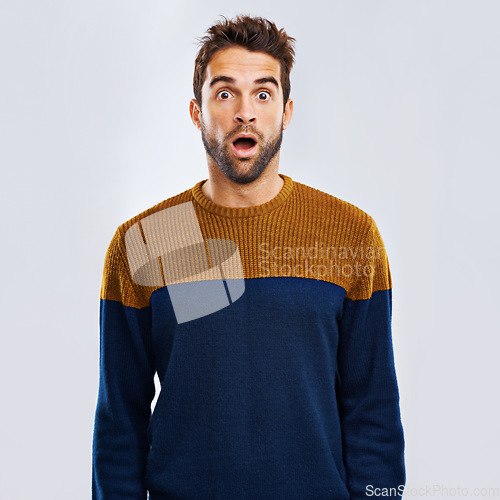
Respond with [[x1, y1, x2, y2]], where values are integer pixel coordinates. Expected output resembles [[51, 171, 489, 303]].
[[189, 99, 202, 130], [282, 99, 294, 130]]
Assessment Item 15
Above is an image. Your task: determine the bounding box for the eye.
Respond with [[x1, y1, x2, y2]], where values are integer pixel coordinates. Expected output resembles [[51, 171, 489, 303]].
[[216, 90, 232, 100], [257, 91, 271, 101]]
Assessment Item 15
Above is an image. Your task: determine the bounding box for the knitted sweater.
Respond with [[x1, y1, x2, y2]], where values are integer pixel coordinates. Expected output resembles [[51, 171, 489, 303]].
[[92, 174, 405, 499]]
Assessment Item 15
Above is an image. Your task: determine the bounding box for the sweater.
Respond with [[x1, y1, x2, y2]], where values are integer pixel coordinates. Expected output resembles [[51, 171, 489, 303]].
[[92, 173, 405, 499]]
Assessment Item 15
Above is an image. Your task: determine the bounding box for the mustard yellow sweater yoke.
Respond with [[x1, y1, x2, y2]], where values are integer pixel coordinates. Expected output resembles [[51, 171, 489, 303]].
[[92, 174, 405, 499]]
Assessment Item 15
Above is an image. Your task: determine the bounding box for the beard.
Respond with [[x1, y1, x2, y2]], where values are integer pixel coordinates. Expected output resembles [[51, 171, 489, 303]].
[[200, 119, 283, 184]]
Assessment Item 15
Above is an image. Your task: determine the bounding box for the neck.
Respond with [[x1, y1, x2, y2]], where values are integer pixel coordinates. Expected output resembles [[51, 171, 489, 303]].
[[201, 155, 284, 208]]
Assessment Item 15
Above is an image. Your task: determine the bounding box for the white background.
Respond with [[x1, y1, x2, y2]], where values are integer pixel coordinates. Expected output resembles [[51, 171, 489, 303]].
[[1, 1, 499, 498]]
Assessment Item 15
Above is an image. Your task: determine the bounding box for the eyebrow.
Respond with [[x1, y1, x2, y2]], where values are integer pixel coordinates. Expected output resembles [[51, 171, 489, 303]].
[[209, 76, 280, 89]]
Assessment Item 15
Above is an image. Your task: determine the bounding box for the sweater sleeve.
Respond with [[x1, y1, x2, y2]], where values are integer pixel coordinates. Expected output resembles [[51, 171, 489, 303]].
[[92, 229, 156, 499], [337, 218, 405, 499]]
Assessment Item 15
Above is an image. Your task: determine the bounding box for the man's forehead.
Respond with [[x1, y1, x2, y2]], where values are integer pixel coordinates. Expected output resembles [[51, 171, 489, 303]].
[[204, 47, 281, 86]]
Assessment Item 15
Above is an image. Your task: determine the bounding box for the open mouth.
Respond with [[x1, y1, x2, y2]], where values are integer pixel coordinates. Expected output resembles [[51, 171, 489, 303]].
[[233, 137, 256, 150], [231, 137, 258, 157]]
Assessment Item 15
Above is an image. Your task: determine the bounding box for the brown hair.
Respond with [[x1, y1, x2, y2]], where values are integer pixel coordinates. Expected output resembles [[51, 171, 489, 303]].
[[193, 15, 296, 111]]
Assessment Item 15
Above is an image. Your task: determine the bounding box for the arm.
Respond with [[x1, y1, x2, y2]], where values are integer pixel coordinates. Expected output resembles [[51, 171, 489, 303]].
[[92, 229, 156, 499], [337, 219, 405, 498]]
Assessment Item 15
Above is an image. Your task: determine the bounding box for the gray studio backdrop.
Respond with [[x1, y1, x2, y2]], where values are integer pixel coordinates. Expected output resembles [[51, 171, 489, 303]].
[[1, 1, 499, 498]]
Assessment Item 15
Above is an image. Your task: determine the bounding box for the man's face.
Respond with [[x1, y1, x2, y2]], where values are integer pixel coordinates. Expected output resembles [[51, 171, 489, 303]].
[[194, 46, 292, 184]]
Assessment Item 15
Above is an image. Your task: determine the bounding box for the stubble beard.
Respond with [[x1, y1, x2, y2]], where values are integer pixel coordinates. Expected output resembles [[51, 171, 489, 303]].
[[200, 119, 284, 184]]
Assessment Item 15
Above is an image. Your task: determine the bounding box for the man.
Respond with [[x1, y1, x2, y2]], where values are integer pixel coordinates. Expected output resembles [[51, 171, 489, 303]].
[[92, 15, 405, 499]]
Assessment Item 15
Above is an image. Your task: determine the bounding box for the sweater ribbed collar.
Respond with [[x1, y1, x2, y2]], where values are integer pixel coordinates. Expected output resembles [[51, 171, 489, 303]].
[[191, 174, 294, 218]]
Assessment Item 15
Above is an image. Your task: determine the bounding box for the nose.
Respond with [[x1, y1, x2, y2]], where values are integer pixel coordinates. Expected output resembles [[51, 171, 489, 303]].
[[234, 96, 256, 124]]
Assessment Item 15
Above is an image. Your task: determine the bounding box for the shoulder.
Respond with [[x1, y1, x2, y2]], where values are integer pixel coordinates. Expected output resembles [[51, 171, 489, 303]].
[[286, 178, 391, 298], [291, 179, 380, 244], [115, 185, 195, 237], [101, 184, 197, 307], [105, 183, 196, 268]]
